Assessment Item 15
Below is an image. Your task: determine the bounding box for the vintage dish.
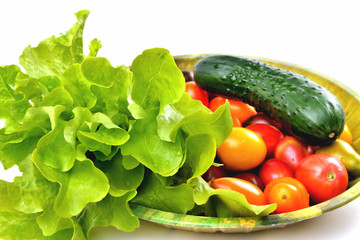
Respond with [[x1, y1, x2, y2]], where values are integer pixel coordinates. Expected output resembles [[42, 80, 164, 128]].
[[130, 54, 360, 233]]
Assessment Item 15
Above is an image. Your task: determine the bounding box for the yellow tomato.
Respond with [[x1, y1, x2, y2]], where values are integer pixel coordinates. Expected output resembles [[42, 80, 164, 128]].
[[217, 127, 267, 171], [339, 124, 353, 144]]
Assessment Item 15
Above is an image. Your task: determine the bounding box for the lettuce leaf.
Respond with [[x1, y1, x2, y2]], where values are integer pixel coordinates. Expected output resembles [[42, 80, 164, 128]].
[[0, 211, 74, 240], [121, 109, 185, 177], [19, 10, 90, 78], [0, 180, 16, 212], [190, 177, 277, 217], [95, 152, 144, 197], [61, 64, 97, 109], [7, 177, 59, 214], [34, 106, 76, 172], [0, 105, 53, 170], [0, 65, 31, 130], [157, 93, 232, 146], [6, 176, 73, 236], [182, 134, 217, 181], [32, 156, 110, 219], [131, 172, 194, 214], [77, 192, 139, 238], [130, 48, 185, 114]]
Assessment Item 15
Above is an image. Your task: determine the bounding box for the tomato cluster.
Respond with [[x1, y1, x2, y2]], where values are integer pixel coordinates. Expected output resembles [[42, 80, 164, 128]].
[[185, 73, 350, 214]]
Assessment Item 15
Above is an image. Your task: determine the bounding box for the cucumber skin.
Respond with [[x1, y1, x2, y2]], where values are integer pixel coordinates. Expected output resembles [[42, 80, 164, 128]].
[[194, 55, 345, 146]]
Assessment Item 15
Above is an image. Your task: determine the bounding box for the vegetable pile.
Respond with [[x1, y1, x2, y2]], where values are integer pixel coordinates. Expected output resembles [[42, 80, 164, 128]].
[[187, 67, 354, 214], [0, 10, 359, 240]]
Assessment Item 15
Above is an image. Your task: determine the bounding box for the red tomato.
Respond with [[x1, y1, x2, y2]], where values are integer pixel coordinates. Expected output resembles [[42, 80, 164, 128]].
[[202, 165, 226, 182], [185, 81, 209, 107], [306, 145, 315, 154], [258, 158, 294, 185], [209, 96, 256, 123], [242, 112, 283, 130], [217, 127, 267, 171], [274, 136, 310, 170], [245, 123, 284, 157], [308, 145, 320, 154], [264, 177, 309, 214], [234, 172, 265, 190], [211, 177, 266, 205], [295, 154, 349, 204]]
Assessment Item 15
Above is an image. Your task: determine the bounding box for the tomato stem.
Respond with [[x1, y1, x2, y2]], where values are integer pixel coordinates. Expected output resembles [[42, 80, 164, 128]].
[[327, 171, 336, 181]]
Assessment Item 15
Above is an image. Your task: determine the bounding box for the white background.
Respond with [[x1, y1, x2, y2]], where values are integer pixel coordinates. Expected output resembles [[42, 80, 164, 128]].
[[1, 0, 360, 239]]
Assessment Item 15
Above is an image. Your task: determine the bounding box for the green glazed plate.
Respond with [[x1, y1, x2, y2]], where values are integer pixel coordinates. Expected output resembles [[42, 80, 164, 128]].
[[130, 54, 360, 233]]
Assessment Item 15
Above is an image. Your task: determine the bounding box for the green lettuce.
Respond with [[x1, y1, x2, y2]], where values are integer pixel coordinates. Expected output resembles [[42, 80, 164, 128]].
[[157, 93, 232, 146], [77, 191, 139, 238], [121, 108, 185, 177], [131, 171, 194, 214], [0, 10, 274, 240], [130, 48, 185, 114], [0, 65, 31, 130], [0, 211, 74, 240], [19, 10, 90, 78]]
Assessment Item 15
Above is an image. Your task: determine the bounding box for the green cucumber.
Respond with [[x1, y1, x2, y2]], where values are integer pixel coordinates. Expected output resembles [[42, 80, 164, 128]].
[[194, 55, 345, 146]]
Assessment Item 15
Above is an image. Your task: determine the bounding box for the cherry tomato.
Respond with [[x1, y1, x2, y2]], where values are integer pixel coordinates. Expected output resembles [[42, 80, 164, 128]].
[[185, 81, 209, 107], [274, 136, 310, 170], [232, 116, 242, 128], [202, 165, 226, 182], [217, 127, 267, 171], [258, 158, 294, 185], [209, 96, 256, 123], [211, 177, 266, 205], [245, 123, 284, 157], [242, 112, 283, 130], [338, 124, 353, 144], [306, 145, 316, 154], [264, 177, 309, 214], [295, 154, 349, 204], [182, 69, 195, 82], [234, 172, 265, 190]]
